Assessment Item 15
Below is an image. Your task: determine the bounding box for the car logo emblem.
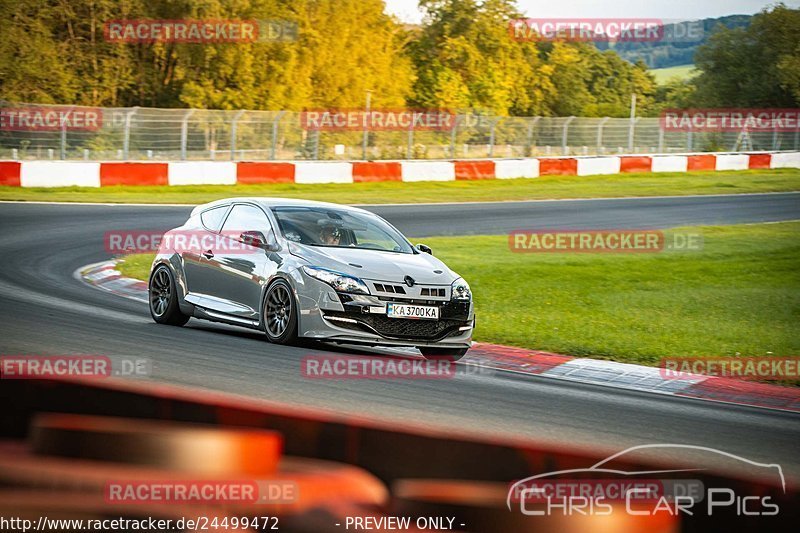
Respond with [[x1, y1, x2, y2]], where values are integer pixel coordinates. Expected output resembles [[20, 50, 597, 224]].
[[404, 275, 415, 287]]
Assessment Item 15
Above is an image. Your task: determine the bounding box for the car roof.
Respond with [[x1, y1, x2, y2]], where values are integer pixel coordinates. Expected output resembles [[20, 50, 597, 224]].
[[191, 197, 374, 217]]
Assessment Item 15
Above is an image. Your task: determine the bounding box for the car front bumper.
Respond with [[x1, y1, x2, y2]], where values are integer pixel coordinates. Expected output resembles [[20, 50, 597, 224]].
[[295, 272, 474, 348]]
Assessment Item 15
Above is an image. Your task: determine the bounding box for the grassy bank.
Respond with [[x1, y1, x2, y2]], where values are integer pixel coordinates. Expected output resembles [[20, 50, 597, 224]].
[[116, 221, 800, 365], [2, 168, 799, 205]]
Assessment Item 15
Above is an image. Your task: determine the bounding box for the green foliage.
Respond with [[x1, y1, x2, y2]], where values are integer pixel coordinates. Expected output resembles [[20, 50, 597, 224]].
[[692, 4, 800, 107], [0, 1, 796, 115]]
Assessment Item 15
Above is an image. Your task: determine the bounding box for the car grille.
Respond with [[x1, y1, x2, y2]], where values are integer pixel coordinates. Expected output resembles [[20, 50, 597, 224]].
[[324, 311, 465, 341], [373, 283, 406, 294], [420, 287, 446, 297]]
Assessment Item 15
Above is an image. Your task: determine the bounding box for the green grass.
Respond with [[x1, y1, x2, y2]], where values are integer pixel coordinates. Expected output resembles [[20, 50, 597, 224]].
[[1, 169, 799, 205], [651, 64, 698, 85], [117, 221, 800, 365]]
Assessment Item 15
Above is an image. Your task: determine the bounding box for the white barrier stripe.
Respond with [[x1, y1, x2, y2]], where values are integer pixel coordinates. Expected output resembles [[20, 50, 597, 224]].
[[576, 156, 621, 176], [400, 161, 455, 182], [168, 162, 237, 186], [494, 159, 539, 179], [294, 162, 353, 184], [714, 154, 750, 171], [651, 155, 688, 173], [20, 161, 101, 188]]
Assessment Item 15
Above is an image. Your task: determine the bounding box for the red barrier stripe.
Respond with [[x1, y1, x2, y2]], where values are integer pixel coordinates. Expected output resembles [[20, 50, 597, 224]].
[[748, 154, 772, 169], [687, 154, 716, 171], [619, 156, 652, 173], [0, 161, 21, 186], [353, 161, 402, 182], [100, 163, 168, 186], [454, 160, 495, 180], [538, 158, 578, 176], [236, 162, 295, 184]]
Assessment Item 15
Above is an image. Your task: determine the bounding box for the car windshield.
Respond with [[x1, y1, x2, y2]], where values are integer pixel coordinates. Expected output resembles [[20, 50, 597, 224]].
[[271, 206, 414, 254]]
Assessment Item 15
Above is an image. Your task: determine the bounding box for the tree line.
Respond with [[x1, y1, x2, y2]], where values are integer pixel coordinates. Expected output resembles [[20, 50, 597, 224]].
[[0, 0, 797, 117]]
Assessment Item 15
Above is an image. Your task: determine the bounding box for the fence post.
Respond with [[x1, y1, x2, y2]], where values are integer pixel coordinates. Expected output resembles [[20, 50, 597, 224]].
[[488, 117, 500, 157], [60, 117, 67, 160], [271, 111, 285, 160], [450, 115, 461, 158], [362, 90, 371, 160], [122, 107, 138, 160], [407, 119, 415, 159], [230, 110, 244, 161], [658, 123, 665, 153], [313, 129, 320, 160], [772, 128, 779, 151], [687, 130, 693, 152], [596, 117, 610, 154], [562, 116, 575, 155], [180, 109, 195, 161], [628, 117, 640, 152], [795, 125, 799, 151], [526, 117, 540, 156]]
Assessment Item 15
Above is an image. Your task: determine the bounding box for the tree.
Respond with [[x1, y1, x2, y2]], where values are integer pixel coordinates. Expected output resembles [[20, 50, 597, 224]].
[[692, 4, 800, 107]]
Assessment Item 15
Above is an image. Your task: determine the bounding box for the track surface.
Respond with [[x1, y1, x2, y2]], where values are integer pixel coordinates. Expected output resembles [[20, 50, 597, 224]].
[[1, 193, 799, 483]]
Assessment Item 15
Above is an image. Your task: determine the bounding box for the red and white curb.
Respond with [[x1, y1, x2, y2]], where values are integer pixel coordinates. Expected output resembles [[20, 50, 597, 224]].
[[79, 261, 800, 414], [2, 151, 799, 187], [76, 260, 147, 303]]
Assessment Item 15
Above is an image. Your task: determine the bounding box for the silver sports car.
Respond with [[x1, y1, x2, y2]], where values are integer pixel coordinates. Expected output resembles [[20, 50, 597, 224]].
[[148, 198, 474, 360]]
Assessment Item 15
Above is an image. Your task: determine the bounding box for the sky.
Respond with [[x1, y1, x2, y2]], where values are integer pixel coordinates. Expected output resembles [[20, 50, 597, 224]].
[[385, 0, 800, 24]]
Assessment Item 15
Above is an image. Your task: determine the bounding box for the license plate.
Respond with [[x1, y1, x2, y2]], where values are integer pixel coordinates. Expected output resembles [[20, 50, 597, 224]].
[[387, 303, 439, 320]]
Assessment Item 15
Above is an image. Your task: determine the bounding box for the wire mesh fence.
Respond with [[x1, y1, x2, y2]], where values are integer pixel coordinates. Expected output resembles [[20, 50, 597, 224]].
[[1, 103, 798, 161]]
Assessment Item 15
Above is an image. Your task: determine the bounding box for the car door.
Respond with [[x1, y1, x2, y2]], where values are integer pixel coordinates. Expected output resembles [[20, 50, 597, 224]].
[[199, 203, 280, 320], [182, 203, 231, 305]]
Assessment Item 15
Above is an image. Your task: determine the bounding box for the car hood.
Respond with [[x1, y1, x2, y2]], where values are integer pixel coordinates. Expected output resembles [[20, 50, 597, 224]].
[[289, 243, 456, 285]]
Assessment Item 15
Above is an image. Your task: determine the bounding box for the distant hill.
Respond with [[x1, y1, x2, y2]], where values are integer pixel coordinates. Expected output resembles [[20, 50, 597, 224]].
[[597, 15, 752, 68]]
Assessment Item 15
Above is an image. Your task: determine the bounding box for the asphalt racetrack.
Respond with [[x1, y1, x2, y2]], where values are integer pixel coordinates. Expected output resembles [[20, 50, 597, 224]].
[[1, 192, 799, 483]]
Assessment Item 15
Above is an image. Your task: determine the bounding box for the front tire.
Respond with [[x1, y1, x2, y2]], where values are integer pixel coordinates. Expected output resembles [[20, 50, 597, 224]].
[[262, 279, 298, 345], [418, 347, 468, 361], [149, 265, 190, 326]]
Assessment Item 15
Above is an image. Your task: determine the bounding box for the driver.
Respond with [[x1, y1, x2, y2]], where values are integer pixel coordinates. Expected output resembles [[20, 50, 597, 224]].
[[319, 224, 341, 246]]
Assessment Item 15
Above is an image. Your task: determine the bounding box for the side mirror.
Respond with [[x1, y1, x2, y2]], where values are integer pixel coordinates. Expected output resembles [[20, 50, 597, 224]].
[[241, 230, 280, 251], [416, 243, 433, 255]]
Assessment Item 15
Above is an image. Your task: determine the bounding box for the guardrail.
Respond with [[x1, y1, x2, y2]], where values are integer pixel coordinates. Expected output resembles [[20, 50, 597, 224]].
[[0, 151, 797, 187]]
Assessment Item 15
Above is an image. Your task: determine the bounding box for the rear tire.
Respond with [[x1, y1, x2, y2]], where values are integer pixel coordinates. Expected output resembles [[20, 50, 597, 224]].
[[149, 265, 190, 326], [262, 279, 298, 345], [418, 347, 468, 361]]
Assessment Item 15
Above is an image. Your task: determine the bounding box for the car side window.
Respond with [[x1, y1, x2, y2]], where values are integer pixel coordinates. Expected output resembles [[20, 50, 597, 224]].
[[200, 205, 229, 232], [221, 204, 272, 236]]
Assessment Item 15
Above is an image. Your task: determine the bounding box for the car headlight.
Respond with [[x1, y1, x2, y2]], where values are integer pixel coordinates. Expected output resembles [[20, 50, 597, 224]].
[[302, 266, 370, 295], [451, 277, 471, 300]]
